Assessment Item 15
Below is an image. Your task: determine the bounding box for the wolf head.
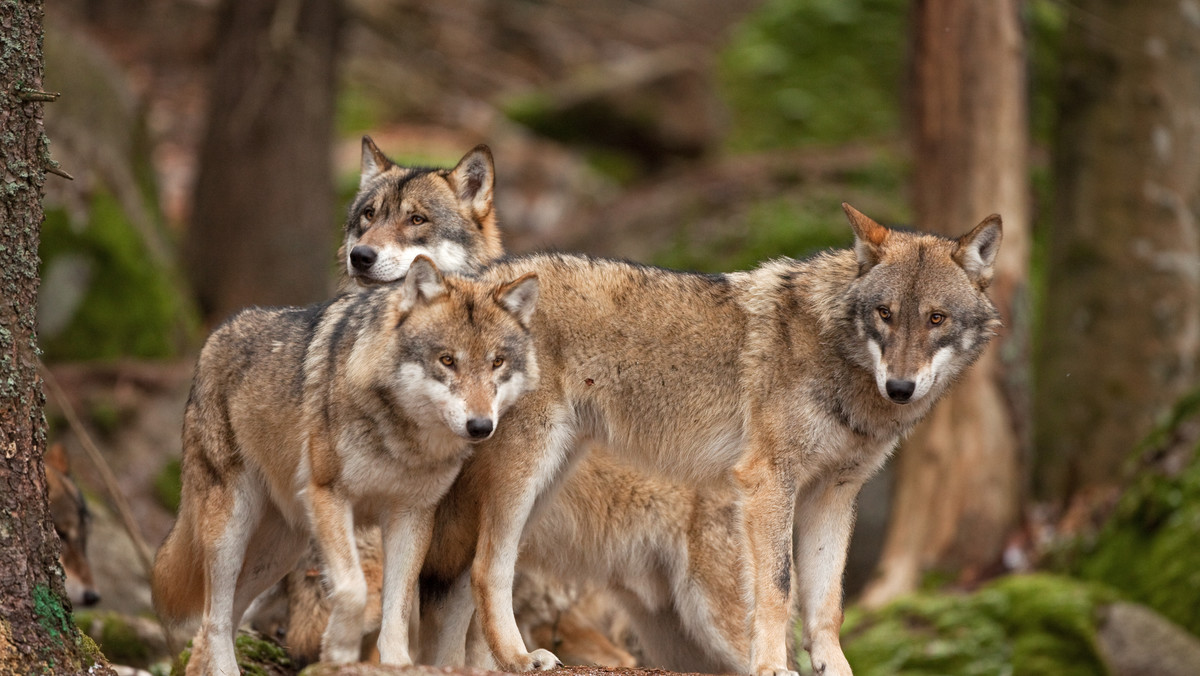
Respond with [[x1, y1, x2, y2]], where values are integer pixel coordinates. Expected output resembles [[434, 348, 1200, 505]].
[[341, 137, 504, 285], [841, 203, 1002, 406], [354, 257, 539, 442], [45, 443, 100, 608]]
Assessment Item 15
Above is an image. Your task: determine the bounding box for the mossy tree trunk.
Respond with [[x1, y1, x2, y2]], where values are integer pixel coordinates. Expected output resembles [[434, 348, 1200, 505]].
[[862, 0, 1030, 606], [185, 0, 342, 324], [0, 1, 112, 672], [1035, 0, 1200, 506]]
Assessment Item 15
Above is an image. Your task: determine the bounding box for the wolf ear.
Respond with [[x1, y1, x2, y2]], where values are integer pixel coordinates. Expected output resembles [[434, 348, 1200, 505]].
[[954, 215, 1003, 288], [495, 273, 539, 327], [360, 135, 393, 188], [448, 145, 495, 217], [401, 256, 447, 309], [843, 203, 889, 272], [45, 443, 69, 474]]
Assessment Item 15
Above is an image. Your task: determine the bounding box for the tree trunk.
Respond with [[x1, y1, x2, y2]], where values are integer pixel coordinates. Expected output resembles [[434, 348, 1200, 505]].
[[1035, 1, 1200, 506], [185, 0, 342, 323], [861, 0, 1030, 606], [0, 1, 112, 673]]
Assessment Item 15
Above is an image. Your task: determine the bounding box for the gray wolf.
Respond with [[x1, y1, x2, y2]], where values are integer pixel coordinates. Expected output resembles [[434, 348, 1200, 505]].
[[342, 137, 502, 286], [426, 203, 1002, 676], [46, 442, 101, 608], [151, 256, 540, 675]]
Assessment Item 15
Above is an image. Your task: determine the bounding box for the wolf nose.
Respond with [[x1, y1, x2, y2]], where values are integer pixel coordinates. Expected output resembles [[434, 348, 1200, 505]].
[[466, 418, 494, 439], [349, 245, 377, 271], [885, 379, 916, 403], [81, 590, 100, 607]]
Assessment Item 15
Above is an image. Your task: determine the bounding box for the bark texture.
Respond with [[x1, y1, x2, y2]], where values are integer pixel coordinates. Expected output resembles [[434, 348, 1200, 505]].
[[0, 1, 111, 672], [1035, 0, 1200, 503], [185, 0, 342, 323], [862, 0, 1030, 606]]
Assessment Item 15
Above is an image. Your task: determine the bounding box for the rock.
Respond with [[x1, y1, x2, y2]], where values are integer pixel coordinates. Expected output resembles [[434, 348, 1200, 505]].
[[1096, 602, 1200, 676]]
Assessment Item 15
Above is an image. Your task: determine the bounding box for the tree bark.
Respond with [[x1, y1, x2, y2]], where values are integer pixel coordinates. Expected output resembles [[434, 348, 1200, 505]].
[[0, 1, 112, 672], [1035, 0, 1200, 505], [185, 0, 342, 323], [861, 0, 1030, 606]]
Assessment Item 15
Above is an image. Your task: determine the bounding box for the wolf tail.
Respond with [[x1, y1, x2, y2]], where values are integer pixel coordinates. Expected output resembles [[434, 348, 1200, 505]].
[[151, 503, 205, 625]]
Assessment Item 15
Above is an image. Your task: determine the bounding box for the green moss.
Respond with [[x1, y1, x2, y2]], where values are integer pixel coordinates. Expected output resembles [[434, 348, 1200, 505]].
[[32, 584, 72, 642], [840, 574, 1114, 676], [38, 190, 199, 360], [718, 0, 906, 151], [74, 611, 150, 665], [1064, 388, 1200, 636], [153, 458, 183, 513], [235, 632, 292, 676]]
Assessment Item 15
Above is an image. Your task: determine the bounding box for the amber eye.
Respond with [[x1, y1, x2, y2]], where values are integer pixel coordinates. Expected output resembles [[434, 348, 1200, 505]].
[[877, 306, 892, 321], [439, 355, 455, 368], [930, 312, 945, 326], [410, 214, 426, 225], [362, 206, 375, 220], [493, 357, 505, 369]]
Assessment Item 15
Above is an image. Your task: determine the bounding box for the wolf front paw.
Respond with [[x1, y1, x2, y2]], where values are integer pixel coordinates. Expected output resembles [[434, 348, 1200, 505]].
[[755, 668, 799, 676], [500, 648, 562, 671], [808, 647, 853, 676]]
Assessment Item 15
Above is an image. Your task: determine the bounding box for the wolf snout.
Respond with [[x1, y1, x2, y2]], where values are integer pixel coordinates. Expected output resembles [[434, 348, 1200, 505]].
[[466, 417, 494, 440], [81, 589, 101, 607], [349, 245, 377, 272], [885, 378, 916, 403]]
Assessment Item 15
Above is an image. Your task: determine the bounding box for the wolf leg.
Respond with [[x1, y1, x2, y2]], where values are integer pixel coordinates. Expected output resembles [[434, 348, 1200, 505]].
[[471, 399, 573, 672], [793, 475, 865, 676], [231, 506, 307, 630], [309, 483, 366, 664], [735, 451, 800, 676], [189, 474, 263, 676], [426, 571, 473, 665], [376, 506, 434, 666]]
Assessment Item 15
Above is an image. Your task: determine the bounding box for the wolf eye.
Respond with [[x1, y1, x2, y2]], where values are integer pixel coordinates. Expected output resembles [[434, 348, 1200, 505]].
[[930, 312, 945, 325], [439, 355, 455, 368], [493, 357, 505, 369], [410, 214, 426, 225], [877, 307, 892, 322], [362, 206, 375, 220]]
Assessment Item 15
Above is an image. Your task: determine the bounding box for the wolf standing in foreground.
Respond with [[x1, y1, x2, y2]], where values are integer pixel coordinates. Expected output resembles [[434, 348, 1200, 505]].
[[436, 204, 1002, 676], [151, 257, 540, 675]]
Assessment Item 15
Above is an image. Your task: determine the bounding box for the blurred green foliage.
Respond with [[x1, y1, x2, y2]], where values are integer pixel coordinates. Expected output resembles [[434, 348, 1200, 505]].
[[841, 574, 1115, 676], [1060, 387, 1200, 637], [38, 192, 198, 361], [153, 458, 183, 514], [719, 0, 906, 151]]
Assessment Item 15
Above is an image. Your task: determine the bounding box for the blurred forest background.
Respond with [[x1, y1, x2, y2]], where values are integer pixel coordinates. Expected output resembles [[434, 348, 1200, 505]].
[[10, 0, 1200, 673]]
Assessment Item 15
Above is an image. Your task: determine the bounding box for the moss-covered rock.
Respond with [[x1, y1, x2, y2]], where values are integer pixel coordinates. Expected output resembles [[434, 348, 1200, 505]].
[[1064, 388, 1200, 637], [74, 610, 167, 669], [170, 631, 293, 676], [840, 574, 1116, 676]]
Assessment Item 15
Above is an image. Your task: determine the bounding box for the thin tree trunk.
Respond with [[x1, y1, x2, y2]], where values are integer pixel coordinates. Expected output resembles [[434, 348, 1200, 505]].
[[862, 0, 1030, 606], [1035, 1, 1200, 506], [0, 1, 112, 672], [185, 0, 342, 323]]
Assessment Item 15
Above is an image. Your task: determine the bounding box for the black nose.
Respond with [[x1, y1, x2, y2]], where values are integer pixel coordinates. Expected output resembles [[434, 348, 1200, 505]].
[[886, 379, 916, 403], [82, 590, 100, 607], [349, 245, 377, 272], [466, 418, 494, 439]]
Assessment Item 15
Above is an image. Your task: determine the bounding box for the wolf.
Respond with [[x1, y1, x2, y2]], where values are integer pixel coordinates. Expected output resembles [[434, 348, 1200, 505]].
[[45, 442, 101, 608], [151, 256, 540, 676], [425, 203, 1002, 676], [342, 137, 502, 286]]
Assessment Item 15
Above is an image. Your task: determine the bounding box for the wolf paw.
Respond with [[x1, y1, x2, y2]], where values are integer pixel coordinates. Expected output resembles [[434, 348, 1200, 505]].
[[503, 648, 562, 671], [755, 668, 799, 676], [809, 649, 853, 676]]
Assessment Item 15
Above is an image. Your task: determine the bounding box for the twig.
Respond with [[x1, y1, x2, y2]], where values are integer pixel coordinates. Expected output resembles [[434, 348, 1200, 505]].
[[45, 164, 74, 181], [38, 362, 181, 657], [16, 86, 60, 102]]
